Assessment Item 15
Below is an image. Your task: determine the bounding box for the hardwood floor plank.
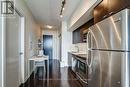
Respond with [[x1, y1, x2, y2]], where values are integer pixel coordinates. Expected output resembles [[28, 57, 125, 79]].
[[22, 59, 83, 87]]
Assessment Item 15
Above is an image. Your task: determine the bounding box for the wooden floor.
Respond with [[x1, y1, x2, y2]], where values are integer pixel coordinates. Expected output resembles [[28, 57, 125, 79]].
[[23, 59, 83, 87]]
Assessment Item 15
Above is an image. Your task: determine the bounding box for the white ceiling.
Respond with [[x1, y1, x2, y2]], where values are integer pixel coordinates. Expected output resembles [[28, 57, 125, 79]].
[[24, 0, 81, 29]]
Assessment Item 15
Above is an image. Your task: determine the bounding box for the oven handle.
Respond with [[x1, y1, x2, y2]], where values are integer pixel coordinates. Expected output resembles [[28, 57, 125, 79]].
[[76, 72, 88, 84]]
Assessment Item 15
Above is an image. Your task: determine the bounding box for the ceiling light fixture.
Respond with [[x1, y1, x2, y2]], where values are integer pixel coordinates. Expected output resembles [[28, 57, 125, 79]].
[[60, 14, 63, 18], [46, 25, 53, 29], [60, 0, 66, 18]]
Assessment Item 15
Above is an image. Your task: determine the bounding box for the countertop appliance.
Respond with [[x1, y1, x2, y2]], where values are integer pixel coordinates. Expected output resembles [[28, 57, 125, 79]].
[[87, 9, 130, 87]]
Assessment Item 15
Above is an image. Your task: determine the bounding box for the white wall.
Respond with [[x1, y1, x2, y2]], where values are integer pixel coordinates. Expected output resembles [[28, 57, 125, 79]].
[[61, 21, 72, 67], [42, 29, 59, 60], [14, 0, 41, 83], [68, 0, 101, 31], [0, 16, 3, 87]]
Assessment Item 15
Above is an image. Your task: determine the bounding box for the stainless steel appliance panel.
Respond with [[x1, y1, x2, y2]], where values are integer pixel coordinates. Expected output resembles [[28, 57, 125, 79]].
[[72, 55, 88, 86], [87, 50, 122, 87], [87, 50, 101, 87], [110, 51, 121, 87], [121, 52, 130, 87], [87, 9, 130, 87], [121, 9, 130, 51], [88, 9, 130, 51]]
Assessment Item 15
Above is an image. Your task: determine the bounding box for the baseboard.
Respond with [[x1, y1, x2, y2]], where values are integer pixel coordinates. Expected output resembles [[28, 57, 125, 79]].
[[19, 71, 34, 87], [19, 83, 24, 87], [24, 69, 34, 83]]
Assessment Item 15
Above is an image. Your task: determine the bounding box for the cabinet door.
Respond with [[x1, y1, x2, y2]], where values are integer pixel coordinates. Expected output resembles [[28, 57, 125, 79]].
[[81, 28, 88, 43], [94, 0, 109, 24], [108, 0, 129, 15], [73, 29, 81, 44], [68, 53, 72, 67]]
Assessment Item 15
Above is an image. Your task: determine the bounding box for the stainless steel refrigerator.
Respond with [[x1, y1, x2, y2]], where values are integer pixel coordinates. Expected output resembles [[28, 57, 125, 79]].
[[87, 9, 130, 87]]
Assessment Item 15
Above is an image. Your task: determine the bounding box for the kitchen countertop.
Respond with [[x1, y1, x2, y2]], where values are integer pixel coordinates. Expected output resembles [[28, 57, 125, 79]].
[[69, 52, 87, 60]]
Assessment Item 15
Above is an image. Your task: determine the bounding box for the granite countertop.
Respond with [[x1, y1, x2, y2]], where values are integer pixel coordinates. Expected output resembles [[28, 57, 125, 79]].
[[69, 52, 87, 60], [74, 54, 87, 58]]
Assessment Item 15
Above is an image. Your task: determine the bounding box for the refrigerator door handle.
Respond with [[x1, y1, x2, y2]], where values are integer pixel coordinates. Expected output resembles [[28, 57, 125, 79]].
[[87, 51, 93, 67], [87, 31, 93, 67], [87, 52, 89, 67], [87, 31, 91, 49]]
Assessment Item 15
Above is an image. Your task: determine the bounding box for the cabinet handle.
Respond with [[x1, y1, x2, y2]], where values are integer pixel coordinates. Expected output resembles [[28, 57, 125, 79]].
[[109, 12, 114, 15], [103, 15, 108, 18], [19, 52, 23, 55]]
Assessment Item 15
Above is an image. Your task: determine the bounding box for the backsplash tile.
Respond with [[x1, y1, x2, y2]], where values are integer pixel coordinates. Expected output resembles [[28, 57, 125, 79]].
[[70, 43, 87, 54]]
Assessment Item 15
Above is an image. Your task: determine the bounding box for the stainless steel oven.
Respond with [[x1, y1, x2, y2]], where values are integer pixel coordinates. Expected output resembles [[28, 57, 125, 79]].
[[71, 55, 88, 86]]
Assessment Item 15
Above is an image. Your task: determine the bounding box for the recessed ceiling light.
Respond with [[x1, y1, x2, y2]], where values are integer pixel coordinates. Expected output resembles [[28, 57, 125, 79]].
[[46, 25, 53, 29], [60, 15, 63, 18]]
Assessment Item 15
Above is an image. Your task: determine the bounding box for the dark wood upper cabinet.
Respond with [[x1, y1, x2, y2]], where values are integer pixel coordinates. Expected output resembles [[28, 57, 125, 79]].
[[94, 0, 109, 23], [73, 29, 81, 44], [73, 19, 94, 44], [94, 0, 130, 23], [109, 0, 128, 14]]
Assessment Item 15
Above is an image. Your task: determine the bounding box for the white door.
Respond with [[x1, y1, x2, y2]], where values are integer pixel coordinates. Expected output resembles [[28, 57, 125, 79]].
[[19, 17, 25, 85], [6, 11, 24, 87]]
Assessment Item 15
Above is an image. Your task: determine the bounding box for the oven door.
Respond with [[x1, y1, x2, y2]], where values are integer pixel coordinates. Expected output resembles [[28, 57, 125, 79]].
[[76, 60, 88, 86]]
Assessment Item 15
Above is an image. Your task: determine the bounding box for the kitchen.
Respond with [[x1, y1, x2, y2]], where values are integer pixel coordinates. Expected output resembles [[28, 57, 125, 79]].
[[1, 0, 130, 87], [68, 0, 130, 87]]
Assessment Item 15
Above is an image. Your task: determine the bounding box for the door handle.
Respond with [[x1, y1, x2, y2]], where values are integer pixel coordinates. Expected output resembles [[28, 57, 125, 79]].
[[19, 52, 23, 55]]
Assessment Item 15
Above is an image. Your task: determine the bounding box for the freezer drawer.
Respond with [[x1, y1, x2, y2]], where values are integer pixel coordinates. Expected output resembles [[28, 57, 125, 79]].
[[87, 50, 123, 87], [87, 50, 101, 87]]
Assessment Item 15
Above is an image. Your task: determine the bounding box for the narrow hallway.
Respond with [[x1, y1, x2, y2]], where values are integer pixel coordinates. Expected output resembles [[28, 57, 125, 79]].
[[24, 60, 82, 87], [1, 0, 130, 87]]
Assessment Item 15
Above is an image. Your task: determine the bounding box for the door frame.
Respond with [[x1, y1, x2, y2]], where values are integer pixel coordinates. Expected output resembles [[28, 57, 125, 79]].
[[17, 11, 25, 85], [43, 35, 53, 59], [1, 8, 25, 87], [15, 8, 25, 85], [1, 12, 6, 87]]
